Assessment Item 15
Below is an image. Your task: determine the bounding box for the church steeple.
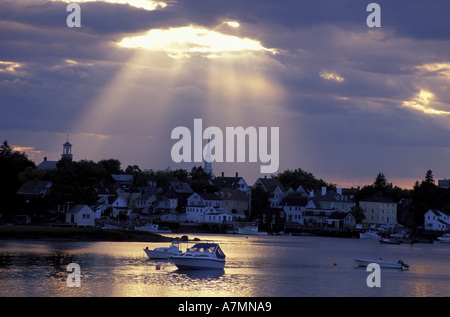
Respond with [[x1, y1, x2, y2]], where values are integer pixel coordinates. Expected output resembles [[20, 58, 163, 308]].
[[61, 135, 73, 160], [204, 135, 214, 178]]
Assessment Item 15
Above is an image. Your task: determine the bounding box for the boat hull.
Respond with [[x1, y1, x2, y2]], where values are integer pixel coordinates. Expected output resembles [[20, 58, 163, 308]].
[[359, 231, 379, 239], [171, 257, 225, 270], [354, 258, 408, 269], [144, 249, 179, 259], [237, 227, 268, 235]]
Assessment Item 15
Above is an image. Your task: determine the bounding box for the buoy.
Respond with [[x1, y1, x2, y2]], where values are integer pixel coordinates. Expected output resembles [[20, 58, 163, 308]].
[[333, 262, 337, 266]]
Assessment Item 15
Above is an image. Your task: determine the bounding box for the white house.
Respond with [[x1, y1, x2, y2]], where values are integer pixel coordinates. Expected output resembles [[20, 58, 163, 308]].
[[280, 196, 308, 224], [186, 205, 217, 223], [187, 192, 223, 209], [424, 209, 450, 231], [186, 192, 223, 223], [66, 205, 95, 227], [359, 196, 397, 226], [107, 195, 130, 218], [204, 211, 233, 223]]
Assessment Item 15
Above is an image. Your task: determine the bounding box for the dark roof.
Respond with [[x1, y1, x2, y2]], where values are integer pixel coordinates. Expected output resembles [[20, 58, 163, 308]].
[[168, 182, 194, 194], [17, 181, 52, 196], [255, 178, 286, 192], [67, 205, 93, 214], [217, 188, 249, 202], [37, 160, 58, 170], [210, 176, 244, 190], [280, 196, 308, 207], [197, 192, 222, 201]]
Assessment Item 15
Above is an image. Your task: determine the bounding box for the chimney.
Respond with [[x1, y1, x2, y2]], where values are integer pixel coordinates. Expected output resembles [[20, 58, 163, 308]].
[[44, 157, 47, 162], [337, 188, 342, 195], [236, 172, 239, 177], [222, 172, 224, 177], [321, 187, 326, 196]]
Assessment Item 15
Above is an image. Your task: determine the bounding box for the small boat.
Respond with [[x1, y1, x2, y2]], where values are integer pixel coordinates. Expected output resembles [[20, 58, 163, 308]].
[[135, 224, 171, 233], [238, 226, 268, 235], [359, 230, 379, 239], [354, 257, 409, 270], [144, 241, 181, 259], [171, 243, 226, 270], [437, 233, 450, 244], [380, 238, 401, 245]]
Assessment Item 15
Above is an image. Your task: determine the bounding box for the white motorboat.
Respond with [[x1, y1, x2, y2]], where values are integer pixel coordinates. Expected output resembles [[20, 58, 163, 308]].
[[135, 224, 171, 233], [437, 233, 450, 244], [171, 243, 226, 270], [354, 257, 409, 270], [238, 226, 268, 235], [359, 230, 379, 239], [144, 241, 181, 259]]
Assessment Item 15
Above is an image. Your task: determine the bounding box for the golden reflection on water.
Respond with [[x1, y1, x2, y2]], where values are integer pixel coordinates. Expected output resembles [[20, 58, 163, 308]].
[[3, 237, 450, 297]]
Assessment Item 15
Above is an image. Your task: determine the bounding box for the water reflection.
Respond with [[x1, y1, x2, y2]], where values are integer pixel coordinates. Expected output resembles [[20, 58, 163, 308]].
[[2, 237, 450, 296], [173, 269, 225, 280]]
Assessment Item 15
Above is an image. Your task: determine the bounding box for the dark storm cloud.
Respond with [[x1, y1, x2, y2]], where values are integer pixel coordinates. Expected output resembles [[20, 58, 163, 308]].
[[1, 0, 450, 187]]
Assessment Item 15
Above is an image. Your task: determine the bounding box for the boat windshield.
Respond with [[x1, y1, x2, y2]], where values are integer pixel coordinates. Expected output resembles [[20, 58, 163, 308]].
[[187, 243, 226, 258], [188, 243, 217, 253]]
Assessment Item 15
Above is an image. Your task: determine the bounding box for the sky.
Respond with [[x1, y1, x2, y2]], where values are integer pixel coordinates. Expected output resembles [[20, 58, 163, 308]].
[[1, 0, 450, 189]]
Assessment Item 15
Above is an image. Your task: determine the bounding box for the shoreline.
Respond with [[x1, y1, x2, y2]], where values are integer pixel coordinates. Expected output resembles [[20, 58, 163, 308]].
[[0, 225, 176, 243]]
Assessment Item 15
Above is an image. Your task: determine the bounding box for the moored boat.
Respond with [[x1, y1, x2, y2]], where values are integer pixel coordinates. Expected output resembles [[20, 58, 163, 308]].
[[359, 230, 379, 239], [238, 226, 268, 235], [171, 243, 226, 270], [437, 233, 450, 244], [354, 257, 409, 270], [135, 224, 171, 233], [144, 241, 181, 259]]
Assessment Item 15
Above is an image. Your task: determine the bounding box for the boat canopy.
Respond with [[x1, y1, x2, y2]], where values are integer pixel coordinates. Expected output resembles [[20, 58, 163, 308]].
[[189, 243, 226, 259]]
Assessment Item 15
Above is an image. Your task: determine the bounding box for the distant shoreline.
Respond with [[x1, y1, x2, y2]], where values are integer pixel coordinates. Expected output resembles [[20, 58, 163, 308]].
[[0, 225, 175, 242]]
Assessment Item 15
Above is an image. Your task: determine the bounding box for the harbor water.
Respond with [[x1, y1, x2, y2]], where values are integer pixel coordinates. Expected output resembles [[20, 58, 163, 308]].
[[1, 234, 450, 297]]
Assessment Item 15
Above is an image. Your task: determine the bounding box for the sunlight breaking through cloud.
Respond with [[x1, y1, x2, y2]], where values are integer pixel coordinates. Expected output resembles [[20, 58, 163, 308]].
[[403, 90, 450, 115], [117, 26, 278, 58], [52, 0, 167, 10], [320, 71, 344, 82]]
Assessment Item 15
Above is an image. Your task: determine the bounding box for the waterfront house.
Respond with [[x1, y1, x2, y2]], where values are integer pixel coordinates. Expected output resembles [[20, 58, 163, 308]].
[[424, 209, 450, 231], [186, 192, 223, 223], [280, 196, 308, 224], [106, 195, 130, 218], [327, 211, 356, 229], [253, 177, 286, 207], [260, 207, 285, 232], [303, 208, 338, 227], [359, 196, 397, 226], [66, 205, 95, 227], [165, 182, 194, 208], [216, 188, 249, 219], [312, 188, 356, 212], [204, 211, 233, 224], [134, 188, 161, 211], [210, 172, 251, 195]]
